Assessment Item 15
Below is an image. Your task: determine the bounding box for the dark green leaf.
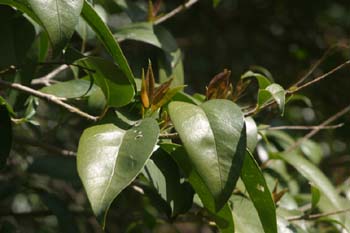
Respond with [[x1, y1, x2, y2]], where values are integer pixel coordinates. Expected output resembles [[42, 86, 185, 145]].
[[28, 0, 83, 54], [0, 104, 12, 169], [161, 143, 235, 233], [265, 84, 286, 114], [81, 1, 135, 89], [77, 57, 134, 107], [142, 149, 194, 217], [168, 99, 246, 210], [0, 6, 36, 69], [77, 118, 159, 227], [241, 151, 277, 233]]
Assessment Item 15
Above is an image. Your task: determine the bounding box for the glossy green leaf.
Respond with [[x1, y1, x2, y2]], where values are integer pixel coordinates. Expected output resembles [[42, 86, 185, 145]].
[[41, 79, 100, 99], [0, 104, 12, 169], [266, 84, 286, 114], [241, 71, 271, 89], [28, 0, 83, 54], [77, 118, 159, 227], [161, 143, 235, 233], [168, 99, 246, 210], [0, 6, 36, 69], [81, 1, 135, 89], [76, 4, 107, 41], [115, 22, 161, 47], [77, 57, 134, 107], [241, 151, 277, 233], [245, 117, 258, 152]]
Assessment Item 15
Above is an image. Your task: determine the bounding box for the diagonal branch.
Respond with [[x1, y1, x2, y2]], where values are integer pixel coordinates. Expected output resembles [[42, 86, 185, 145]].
[[154, 0, 200, 25], [287, 207, 350, 221], [285, 104, 350, 153], [0, 79, 99, 122]]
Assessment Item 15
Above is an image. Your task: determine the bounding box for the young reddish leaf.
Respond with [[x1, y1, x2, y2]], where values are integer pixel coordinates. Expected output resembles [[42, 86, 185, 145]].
[[152, 78, 173, 105], [206, 69, 233, 100]]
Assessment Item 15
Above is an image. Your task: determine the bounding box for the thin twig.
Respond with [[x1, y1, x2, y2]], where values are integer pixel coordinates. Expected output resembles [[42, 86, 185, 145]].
[[0, 79, 99, 121], [285, 104, 350, 153], [31, 64, 68, 86], [159, 132, 179, 139], [287, 207, 350, 221], [287, 60, 350, 94], [262, 123, 344, 131], [292, 43, 349, 87], [244, 59, 350, 117], [14, 135, 77, 156], [154, 0, 200, 25]]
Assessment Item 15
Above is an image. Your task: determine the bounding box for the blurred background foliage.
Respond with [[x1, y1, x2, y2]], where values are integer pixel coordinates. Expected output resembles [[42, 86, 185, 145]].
[[1, 0, 350, 232]]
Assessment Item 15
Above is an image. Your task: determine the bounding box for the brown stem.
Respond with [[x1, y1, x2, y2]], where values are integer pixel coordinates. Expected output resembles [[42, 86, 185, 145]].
[[0, 79, 99, 121], [287, 207, 350, 221], [285, 104, 350, 153], [154, 0, 200, 25], [287, 60, 350, 94], [262, 123, 344, 131]]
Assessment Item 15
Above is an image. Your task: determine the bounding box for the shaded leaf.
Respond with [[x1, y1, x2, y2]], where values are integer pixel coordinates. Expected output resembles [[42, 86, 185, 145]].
[[28, 0, 83, 54], [81, 1, 135, 89], [240, 151, 277, 233], [77, 118, 159, 227], [161, 143, 235, 233], [0, 104, 12, 169], [168, 99, 246, 210], [0, 6, 36, 69], [142, 149, 194, 216], [77, 57, 134, 107]]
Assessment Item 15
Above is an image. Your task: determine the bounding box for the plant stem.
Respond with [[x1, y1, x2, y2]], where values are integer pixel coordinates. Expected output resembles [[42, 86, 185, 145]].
[[262, 123, 344, 131], [0, 79, 99, 122], [154, 0, 200, 25], [287, 207, 350, 221], [285, 104, 350, 153]]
